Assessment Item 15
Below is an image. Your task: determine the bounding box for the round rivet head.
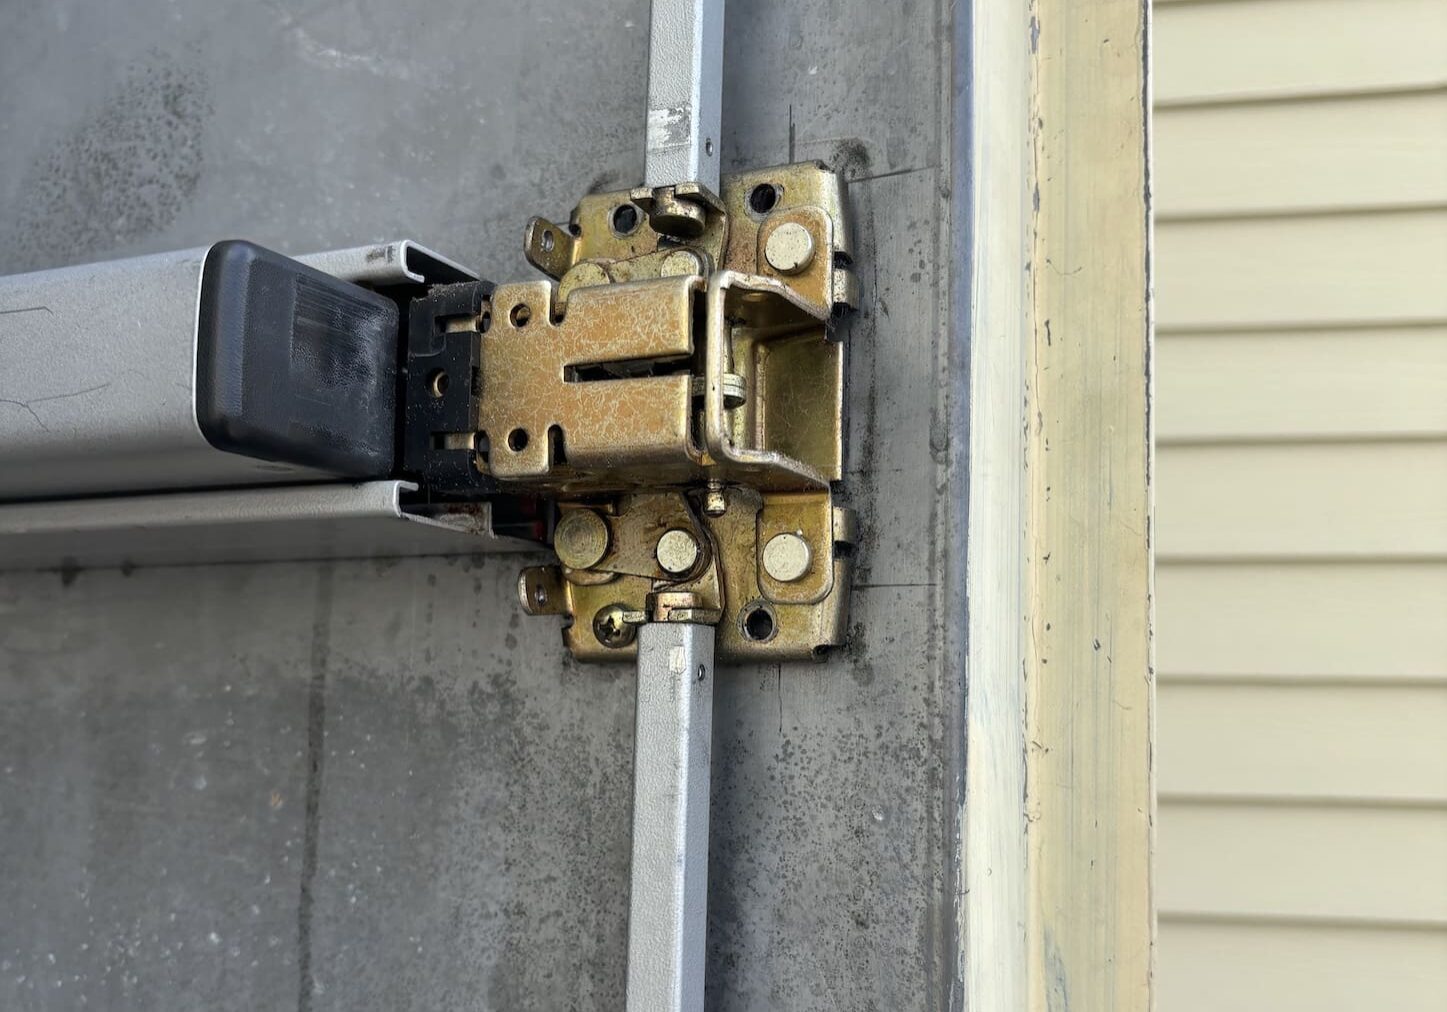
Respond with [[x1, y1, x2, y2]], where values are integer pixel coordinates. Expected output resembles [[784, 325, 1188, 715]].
[[763, 531, 812, 583], [554, 509, 610, 570], [764, 221, 816, 274], [565, 261, 611, 293], [656, 528, 701, 576], [659, 249, 704, 276]]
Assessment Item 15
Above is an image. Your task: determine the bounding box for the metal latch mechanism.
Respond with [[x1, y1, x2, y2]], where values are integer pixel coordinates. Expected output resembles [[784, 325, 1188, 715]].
[[440, 162, 858, 661]]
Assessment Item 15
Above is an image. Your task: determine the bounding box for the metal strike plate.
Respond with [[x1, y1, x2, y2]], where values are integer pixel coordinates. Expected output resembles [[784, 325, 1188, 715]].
[[493, 161, 858, 662]]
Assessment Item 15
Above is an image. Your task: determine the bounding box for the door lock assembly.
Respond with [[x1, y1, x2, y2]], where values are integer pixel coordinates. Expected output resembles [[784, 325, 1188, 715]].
[[413, 163, 859, 661]]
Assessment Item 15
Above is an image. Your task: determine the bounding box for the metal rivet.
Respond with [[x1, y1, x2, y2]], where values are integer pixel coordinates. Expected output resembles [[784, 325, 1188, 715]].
[[764, 221, 815, 274], [567, 261, 611, 291], [659, 249, 703, 276], [554, 509, 610, 570], [702, 480, 728, 518], [656, 528, 701, 576], [762, 531, 812, 583]]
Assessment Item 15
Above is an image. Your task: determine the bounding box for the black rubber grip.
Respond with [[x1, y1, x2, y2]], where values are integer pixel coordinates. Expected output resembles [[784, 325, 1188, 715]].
[[196, 240, 398, 477]]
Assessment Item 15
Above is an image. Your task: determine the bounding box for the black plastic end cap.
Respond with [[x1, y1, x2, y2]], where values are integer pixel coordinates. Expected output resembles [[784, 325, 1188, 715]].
[[196, 240, 399, 477]]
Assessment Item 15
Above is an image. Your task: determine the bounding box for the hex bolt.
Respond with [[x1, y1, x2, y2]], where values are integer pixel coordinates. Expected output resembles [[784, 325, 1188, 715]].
[[656, 528, 701, 576], [554, 509, 611, 570], [762, 531, 812, 583], [764, 221, 816, 274]]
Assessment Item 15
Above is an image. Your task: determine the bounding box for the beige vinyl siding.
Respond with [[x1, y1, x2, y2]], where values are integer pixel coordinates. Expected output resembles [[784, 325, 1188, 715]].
[[1157, 327, 1447, 441], [1157, 562, 1447, 681], [1155, 0, 1447, 1007], [1154, 91, 1447, 215], [1157, 442, 1447, 559], [1156, 209, 1447, 328], [1161, 804, 1447, 924], [1158, 683, 1447, 803], [1154, 0, 1447, 105], [1159, 923, 1447, 1012]]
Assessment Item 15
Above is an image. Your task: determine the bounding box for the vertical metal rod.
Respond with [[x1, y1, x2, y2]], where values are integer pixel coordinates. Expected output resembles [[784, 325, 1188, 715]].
[[626, 621, 715, 1012], [631, 8, 724, 1005], [644, 0, 725, 192]]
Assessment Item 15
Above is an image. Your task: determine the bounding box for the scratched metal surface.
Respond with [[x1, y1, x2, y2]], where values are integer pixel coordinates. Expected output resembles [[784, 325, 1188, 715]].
[[0, 1, 963, 1008]]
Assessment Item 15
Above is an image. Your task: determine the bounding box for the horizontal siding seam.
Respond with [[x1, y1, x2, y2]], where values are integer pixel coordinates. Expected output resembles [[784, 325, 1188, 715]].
[[1159, 317, 1447, 336], [1157, 553, 1447, 566], [1158, 911, 1447, 933], [1153, 0, 1302, 7], [1158, 433, 1447, 449], [1159, 674, 1447, 687], [1159, 438, 1447, 449], [1160, 794, 1447, 811], [1158, 319, 1447, 337], [1159, 202, 1447, 226], [1156, 81, 1447, 111], [1159, 322, 1447, 339], [1157, 553, 1447, 570]]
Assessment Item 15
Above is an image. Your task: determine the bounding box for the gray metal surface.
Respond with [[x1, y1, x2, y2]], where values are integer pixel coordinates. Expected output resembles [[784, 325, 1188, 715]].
[[297, 239, 476, 287], [0, 481, 531, 571], [0, 247, 323, 500], [645, 0, 724, 191], [0, 0, 963, 1009], [626, 622, 714, 1012], [0, 239, 472, 501]]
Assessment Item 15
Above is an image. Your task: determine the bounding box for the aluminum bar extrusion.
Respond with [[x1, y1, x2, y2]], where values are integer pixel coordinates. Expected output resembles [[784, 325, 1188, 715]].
[[0, 240, 471, 502], [626, 621, 715, 1012], [644, 0, 724, 191], [0, 480, 534, 572]]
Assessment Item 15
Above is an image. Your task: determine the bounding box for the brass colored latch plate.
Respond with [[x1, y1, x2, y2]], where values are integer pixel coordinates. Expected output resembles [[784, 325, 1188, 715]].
[[482, 162, 858, 662], [519, 488, 856, 662]]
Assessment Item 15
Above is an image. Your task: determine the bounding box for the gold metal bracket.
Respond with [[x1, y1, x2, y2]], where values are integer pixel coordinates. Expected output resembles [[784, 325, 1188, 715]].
[[486, 162, 858, 662]]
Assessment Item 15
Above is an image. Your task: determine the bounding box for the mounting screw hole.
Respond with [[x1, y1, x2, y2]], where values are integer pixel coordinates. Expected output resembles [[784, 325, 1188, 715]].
[[427, 370, 449, 398], [540, 230, 556, 253], [705, 138, 715, 157], [510, 303, 532, 327], [507, 428, 529, 452], [741, 603, 777, 642], [611, 203, 641, 236], [748, 182, 780, 215]]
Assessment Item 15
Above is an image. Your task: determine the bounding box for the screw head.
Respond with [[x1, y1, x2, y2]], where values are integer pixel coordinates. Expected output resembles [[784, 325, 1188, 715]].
[[764, 221, 816, 274], [593, 603, 638, 648], [554, 509, 610, 570], [762, 531, 812, 583], [656, 528, 701, 576]]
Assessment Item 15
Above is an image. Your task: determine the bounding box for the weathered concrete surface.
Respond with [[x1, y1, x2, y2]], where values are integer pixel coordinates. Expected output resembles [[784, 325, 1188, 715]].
[[0, 0, 962, 1008]]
